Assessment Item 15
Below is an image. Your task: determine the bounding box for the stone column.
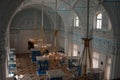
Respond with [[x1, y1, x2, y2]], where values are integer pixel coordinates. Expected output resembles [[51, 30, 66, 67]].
[[110, 40, 120, 79]]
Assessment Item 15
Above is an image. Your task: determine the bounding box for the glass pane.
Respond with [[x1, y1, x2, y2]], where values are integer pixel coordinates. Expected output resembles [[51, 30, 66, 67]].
[[97, 13, 102, 19], [73, 44, 78, 56], [93, 59, 99, 68], [76, 16, 79, 20], [97, 20, 102, 29], [97, 20, 100, 28], [76, 20, 79, 26], [73, 50, 78, 56], [74, 15, 79, 27]]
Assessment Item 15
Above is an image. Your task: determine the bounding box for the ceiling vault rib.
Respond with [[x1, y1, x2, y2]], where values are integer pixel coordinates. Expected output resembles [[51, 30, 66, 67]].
[[72, 0, 79, 8]]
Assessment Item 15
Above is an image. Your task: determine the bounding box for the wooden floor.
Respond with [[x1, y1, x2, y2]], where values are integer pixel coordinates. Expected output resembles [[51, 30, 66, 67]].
[[15, 53, 74, 80], [16, 53, 42, 80]]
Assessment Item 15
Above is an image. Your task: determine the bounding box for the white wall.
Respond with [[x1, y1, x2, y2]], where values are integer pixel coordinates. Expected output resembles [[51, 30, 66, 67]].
[[10, 30, 52, 54], [99, 54, 106, 70], [10, 30, 33, 53]]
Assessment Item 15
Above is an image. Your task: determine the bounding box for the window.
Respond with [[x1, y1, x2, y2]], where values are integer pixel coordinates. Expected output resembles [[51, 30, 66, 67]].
[[92, 52, 100, 68], [73, 44, 78, 56], [74, 15, 79, 27], [96, 13, 102, 29]]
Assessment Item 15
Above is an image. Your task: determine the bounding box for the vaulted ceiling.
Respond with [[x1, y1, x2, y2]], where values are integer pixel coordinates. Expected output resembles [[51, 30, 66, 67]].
[[0, 0, 120, 39], [0, 0, 100, 34]]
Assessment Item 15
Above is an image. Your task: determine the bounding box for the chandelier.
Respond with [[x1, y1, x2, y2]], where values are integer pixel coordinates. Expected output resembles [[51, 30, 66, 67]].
[[29, 0, 51, 52], [38, 0, 51, 53], [28, 9, 40, 48], [42, 0, 64, 67], [44, 30, 64, 68]]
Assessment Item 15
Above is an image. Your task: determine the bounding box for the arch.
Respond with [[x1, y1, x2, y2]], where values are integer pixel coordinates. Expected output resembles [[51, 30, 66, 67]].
[[95, 12, 103, 29], [0, 0, 120, 80]]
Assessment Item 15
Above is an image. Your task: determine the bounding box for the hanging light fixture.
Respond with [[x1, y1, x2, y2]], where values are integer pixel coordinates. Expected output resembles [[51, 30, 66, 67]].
[[53, 30, 59, 52], [79, 0, 94, 79], [44, 0, 64, 67], [52, 0, 59, 52], [28, 9, 40, 48], [29, 0, 51, 51], [38, 0, 51, 53]]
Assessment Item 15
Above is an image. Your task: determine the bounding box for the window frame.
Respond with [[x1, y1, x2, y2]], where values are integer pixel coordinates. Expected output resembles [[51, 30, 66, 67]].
[[94, 12, 103, 29], [96, 13, 102, 29], [73, 44, 78, 56], [73, 15, 80, 27]]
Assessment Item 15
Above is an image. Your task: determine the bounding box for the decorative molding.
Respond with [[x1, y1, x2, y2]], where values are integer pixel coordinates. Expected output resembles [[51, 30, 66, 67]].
[[92, 36, 120, 55]]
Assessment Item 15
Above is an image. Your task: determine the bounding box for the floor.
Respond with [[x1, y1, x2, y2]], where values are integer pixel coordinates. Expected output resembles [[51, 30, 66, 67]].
[[15, 53, 74, 80], [16, 53, 42, 80]]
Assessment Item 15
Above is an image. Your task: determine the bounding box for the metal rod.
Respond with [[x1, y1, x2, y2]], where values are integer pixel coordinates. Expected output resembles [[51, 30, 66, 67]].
[[34, 9, 37, 39], [42, 0, 44, 26], [55, 0, 57, 29], [86, 0, 90, 38]]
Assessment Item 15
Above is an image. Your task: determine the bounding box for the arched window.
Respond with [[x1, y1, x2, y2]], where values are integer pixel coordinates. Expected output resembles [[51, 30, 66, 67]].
[[96, 13, 102, 29], [74, 15, 79, 27]]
